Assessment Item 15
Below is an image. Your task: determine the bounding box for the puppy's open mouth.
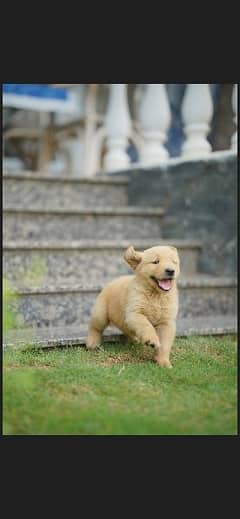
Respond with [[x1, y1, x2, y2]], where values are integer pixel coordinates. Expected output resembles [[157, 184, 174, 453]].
[[151, 276, 173, 291]]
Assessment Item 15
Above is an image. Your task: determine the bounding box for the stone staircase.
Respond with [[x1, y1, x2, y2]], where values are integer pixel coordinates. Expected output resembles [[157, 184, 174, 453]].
[[3, 171, 237, 348]]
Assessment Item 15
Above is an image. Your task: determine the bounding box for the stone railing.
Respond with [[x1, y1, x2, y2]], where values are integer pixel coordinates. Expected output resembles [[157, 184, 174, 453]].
[[3, 83, 238, 176], [102, 84, 237, 172], [63, 83, 237, 176]]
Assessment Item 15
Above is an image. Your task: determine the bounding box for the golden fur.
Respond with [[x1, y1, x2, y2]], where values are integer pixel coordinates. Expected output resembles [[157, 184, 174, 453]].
[[86, 245, 180, 367]]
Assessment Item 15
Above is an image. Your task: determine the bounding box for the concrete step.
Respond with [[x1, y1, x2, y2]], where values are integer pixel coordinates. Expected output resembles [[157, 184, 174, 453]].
[[3, 239, 202, 284], [3, 206, 165, 242], [3, 171, 129, 209], [6, 276, 237, 330], [3, 315, 237, 349]]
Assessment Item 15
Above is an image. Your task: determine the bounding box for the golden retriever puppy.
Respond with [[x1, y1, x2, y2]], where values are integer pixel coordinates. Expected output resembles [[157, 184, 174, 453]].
[[86, 245, 180, 367]]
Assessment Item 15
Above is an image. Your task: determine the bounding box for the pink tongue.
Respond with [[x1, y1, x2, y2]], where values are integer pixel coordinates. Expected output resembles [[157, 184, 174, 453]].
[[158, 279, 171, 291]]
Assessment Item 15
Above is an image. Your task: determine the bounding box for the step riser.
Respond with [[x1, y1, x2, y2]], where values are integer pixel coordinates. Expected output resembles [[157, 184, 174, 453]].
[[3, 177, 128, 209], [4, 212, 163, 241], [3, 247, 200, 284], [8, 286, 237, 329], [3, 315, 238, 349]]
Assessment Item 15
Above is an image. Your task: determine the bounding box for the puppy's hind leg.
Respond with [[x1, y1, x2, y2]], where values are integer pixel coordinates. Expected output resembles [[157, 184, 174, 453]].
[[86, 293, 109, 350]]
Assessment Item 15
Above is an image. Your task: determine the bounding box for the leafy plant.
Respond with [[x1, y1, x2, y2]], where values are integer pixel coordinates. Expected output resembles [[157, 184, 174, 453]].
[[3, 278, 18, 334]]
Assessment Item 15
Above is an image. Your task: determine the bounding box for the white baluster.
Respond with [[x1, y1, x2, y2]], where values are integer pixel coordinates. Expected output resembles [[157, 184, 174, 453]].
[[104, 84, 131, 172], [138, 84, 171, 164], [181, 84, 213, 158], [231, 84, 237, 151]]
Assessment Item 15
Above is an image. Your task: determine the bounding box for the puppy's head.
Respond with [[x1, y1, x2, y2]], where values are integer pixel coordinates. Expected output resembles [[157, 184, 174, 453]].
[[124, 245, 180, 293]]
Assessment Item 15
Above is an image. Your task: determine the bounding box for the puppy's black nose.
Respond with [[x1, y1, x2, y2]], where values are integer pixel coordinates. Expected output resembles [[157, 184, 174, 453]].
[[165, 268, 175, 277]]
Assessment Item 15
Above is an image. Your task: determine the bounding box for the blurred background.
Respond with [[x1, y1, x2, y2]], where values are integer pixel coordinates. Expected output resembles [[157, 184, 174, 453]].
[[2, 83, 237, 176], [3, 83, 237, 345]]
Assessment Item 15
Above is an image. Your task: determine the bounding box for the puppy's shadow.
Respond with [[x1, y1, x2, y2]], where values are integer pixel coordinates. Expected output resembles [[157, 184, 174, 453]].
[[96, 340, 154, 364]]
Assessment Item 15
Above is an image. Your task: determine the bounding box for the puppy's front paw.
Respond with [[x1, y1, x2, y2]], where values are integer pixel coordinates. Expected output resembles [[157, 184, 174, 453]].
[[154, 356, 173, 368], [145, 339, 160, 350]]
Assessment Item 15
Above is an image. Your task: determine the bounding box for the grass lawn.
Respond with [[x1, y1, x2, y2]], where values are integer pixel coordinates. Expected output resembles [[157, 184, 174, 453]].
[[3, 335, 238, 435]]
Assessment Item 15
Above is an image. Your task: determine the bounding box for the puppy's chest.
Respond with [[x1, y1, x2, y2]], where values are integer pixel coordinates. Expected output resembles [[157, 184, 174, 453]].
[[142, 296, 174, 326]]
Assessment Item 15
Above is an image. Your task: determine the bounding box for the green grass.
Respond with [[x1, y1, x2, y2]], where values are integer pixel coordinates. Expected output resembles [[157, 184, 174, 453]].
[[3, 335, 238, 435]]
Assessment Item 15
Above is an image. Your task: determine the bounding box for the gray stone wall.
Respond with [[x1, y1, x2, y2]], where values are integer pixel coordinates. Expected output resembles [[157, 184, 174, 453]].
[[111, 152, 237, 276]]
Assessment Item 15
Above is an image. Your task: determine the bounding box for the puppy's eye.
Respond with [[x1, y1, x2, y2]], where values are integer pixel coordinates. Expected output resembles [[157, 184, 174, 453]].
[[152, 259, 159, 264]]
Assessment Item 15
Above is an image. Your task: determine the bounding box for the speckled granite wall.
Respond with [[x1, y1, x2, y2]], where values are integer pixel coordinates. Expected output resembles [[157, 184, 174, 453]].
[[8, 282, 237, 329], [3, 174, 128, 210], [3, 209, 164, 241], [111, 152, 237, 276], [3, 244, 200, 285]]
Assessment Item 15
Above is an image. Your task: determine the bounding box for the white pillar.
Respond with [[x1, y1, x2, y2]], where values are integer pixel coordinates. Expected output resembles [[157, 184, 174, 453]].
[[181, 84, 213, 158], [231, 84, 237, 151], [138, 84, 171, 164], [103, 84, 131, 172]]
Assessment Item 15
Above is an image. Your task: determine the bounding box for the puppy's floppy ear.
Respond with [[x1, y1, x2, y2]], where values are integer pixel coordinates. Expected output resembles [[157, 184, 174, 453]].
[[169, 245, 180, 262], [123, 246, 143, 270], [169, 245, 179, 255]]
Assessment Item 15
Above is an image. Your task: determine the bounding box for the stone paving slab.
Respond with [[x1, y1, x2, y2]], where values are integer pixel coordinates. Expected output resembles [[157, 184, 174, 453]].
[[3, 171, 129, 183], [3, 315, 237, 349], [4, 238, 202, 250], [3, 171, 129, 210], [5, 277, 237, 329], [3, 207, 164, 241], [3, 239, 202, 284]]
